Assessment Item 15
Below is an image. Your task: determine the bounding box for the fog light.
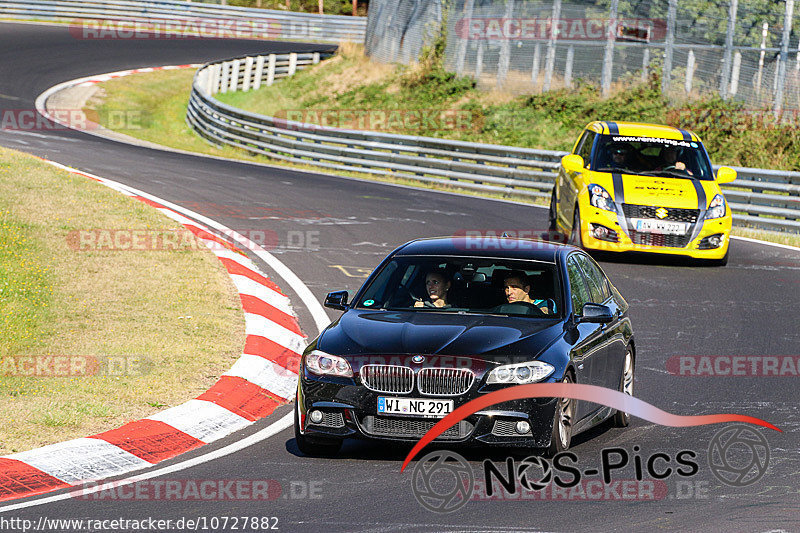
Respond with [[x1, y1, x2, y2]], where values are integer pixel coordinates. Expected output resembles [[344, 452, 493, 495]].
[[309, 410, 323, 424], [708, 235, 722, 248], [515, 421, 531, 434], [589, 223, 619, 242]]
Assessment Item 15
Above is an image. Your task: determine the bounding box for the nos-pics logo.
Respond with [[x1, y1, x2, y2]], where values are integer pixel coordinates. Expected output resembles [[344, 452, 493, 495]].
[[411, 425, 770, 513]]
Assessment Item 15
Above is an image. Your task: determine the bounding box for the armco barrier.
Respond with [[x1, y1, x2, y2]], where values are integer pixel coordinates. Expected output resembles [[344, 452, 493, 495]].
[[187, 52, 800, 233], [0, 0, 366, 43]]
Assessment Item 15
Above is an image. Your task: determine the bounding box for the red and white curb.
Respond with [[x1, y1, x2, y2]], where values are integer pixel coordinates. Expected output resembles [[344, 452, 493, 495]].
[[0, 161, 311, 502]]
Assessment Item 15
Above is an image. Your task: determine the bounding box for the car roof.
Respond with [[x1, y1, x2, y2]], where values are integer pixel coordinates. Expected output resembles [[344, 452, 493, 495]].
[[393, 236, 569, 262], [585, 121, 701, 143]]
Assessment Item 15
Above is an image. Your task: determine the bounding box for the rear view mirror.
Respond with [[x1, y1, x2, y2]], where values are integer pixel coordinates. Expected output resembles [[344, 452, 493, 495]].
[[324, 291, 349, 311], [562, 154, 585, 173], [580, 303, 613, 324], [716, 166, 737, 184]]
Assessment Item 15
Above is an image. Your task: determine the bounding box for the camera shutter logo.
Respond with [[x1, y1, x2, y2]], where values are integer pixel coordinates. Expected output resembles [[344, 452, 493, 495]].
[[411, 450, 474, 513], [517, 456, 553, 491], [708, 424, 770, 487]]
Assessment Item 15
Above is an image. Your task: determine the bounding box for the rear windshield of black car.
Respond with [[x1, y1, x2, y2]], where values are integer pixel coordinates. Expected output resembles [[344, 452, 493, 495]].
[[354, 256, 563, 318], [592, 134, 715, 181]]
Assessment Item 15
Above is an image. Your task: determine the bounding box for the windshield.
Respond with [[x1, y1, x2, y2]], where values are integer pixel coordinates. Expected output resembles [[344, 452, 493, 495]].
[[593, 134, 714, 181], [354, 256, 563, 318]]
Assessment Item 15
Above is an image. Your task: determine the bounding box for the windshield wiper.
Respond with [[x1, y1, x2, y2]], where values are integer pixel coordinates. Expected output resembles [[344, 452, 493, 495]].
[[636, 170, 696, 179], [595, 167, 643, 175]]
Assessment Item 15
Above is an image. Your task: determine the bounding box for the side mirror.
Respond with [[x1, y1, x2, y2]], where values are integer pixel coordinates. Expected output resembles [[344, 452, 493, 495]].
[[579, 303, 613, 324], [716, 166, 737, 184], [324, 290, 349, 311], [562, 154, 585, 173]]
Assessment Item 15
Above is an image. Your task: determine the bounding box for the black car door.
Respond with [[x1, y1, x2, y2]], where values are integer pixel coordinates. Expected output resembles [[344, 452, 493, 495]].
[[575, 254, 626, 391], [566, 254, 607, 421]]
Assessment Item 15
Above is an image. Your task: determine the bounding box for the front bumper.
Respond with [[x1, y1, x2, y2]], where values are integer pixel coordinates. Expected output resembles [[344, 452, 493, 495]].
[[576, 205, 731, 259], [296, 370, 559, 448]]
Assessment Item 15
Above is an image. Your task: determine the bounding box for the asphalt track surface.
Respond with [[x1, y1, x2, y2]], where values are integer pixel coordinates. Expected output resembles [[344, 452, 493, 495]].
[[1, 22, 799, 532]]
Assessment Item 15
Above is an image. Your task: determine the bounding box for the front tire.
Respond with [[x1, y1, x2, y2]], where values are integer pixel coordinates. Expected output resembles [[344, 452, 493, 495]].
[[613, 347, 634, 428], [294, 403, 342, 457], [569, 204, 583, 248], [548, 191, 558, 232], [545, 373, 576, 457]]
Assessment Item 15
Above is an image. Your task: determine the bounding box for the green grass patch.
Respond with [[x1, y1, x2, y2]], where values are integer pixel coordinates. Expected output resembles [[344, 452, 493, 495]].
[[0, 147, 245, 454]]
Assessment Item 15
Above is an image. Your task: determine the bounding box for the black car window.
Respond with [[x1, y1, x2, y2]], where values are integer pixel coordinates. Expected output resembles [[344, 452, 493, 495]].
[[576, 254, 611, 303], [354, 256, 563, 318], [567, 256, 592, 315], [577, 131, 596, 168]]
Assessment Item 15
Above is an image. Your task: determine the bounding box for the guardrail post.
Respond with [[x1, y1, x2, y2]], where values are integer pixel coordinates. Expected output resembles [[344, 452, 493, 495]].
[[313, 52, 321, 64], [497, 0, 514, 89], [267, 54, 277, 86], [601, 0, 618, 97], [685, 50, 695, 94], [564, 45, 574, 88], [756, 22, 769, 97], [242, 56, 254, 91], [543, 0, 561, 92], [288, 53, 298, 77], [229, 59, 240, 92], [455, 0, 474, 76], [773, 0, 794, 118], [220, 62, 230, 94], [719, 0, 738, 98], [662, 0, 677, 96], [475, 41, 484, 81], [729, 51, 742, 96], [253, 56, 265, 90]]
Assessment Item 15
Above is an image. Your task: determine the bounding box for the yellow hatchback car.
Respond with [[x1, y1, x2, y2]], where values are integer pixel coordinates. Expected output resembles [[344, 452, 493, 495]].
[[549, 121, 736, 265]]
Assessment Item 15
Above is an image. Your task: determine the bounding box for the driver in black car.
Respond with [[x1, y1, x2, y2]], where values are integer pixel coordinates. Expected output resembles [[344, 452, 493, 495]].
[[503, 270, 549, 314], [413, 269, 451, 308]]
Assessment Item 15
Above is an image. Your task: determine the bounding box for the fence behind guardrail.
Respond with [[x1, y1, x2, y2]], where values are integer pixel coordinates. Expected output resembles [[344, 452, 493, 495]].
[[185, 51, 800, 233]]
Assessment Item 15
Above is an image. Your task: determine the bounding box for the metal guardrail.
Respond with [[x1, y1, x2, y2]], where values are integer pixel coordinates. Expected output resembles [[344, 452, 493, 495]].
[[187, 52, 800, 233], [0, 0, 366, 43]]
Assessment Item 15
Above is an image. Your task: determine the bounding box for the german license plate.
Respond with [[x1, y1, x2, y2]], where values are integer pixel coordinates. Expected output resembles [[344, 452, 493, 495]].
[[377, 397, 454, 418], [633, 218, 688, 235]]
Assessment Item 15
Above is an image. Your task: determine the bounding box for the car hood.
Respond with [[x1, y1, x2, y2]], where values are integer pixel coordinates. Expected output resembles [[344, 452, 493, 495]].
[[590, 171, 717, 209], [318, 309, 562, 360]]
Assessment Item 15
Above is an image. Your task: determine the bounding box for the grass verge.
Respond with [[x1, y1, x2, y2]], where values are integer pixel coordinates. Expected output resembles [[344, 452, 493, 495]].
[[85, 46, 800, 248], [0, 147, 244, 454]]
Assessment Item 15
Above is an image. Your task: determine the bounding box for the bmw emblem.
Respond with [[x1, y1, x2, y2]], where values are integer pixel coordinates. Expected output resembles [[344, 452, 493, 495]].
[[412, 355, 425, 364]]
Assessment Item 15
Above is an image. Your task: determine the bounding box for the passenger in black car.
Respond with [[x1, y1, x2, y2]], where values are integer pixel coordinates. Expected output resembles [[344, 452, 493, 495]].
[[503, 270, 549, 314], [414, 269, 452, 308]]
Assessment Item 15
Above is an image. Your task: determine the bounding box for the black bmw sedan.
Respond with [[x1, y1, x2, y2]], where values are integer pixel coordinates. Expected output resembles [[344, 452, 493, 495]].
[[294, 237, 635, 456]]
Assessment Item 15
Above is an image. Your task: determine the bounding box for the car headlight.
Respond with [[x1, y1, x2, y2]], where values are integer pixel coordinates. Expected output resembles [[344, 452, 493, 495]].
[[706, 194, 727, 220], [588, 184, 617, 213], [304, 350, 353, 378], [486, 361, 555, 385]]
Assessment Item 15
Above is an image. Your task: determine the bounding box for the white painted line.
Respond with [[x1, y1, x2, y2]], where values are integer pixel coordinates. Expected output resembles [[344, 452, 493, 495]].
[[146, 400, 252, 444], [0, 413, 294, 513], [731, 235, 800, 253], [6, 438, 152, 484], [224, 354, 298, 400]]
